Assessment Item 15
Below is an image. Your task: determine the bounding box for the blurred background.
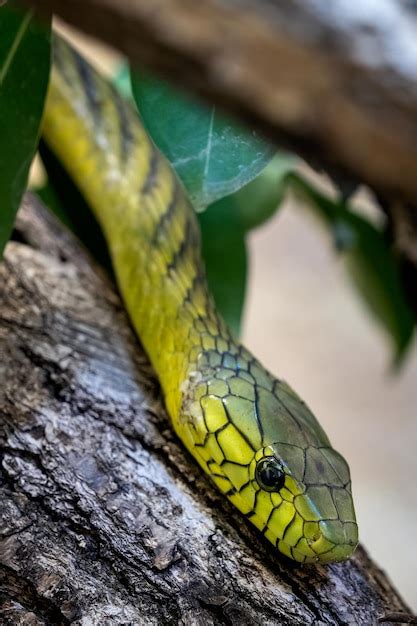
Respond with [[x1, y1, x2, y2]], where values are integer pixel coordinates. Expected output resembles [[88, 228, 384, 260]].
[[245, 198, 417, 610], [40, 22, 417, 611]]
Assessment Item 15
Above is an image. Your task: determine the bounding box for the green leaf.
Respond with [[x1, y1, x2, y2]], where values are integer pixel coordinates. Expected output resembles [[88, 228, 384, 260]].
[[113, 63, 133, 100], [198, 154, 295, 335], [0, 3, 51, 258], [129, 66, 290, 332], [289, 173, 415, 364], [130, 69, 275, 211], [231, 153, 296, 231], [199, 198, 248, 337]]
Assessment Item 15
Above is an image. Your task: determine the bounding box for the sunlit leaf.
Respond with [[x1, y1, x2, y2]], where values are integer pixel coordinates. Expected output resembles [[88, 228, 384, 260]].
[[113, 62, 132, 100]]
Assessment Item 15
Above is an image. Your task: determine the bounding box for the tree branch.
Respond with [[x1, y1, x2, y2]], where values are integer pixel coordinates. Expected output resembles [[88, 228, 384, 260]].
[[0, 195, 412, 624], [25, 0, 417, 211]]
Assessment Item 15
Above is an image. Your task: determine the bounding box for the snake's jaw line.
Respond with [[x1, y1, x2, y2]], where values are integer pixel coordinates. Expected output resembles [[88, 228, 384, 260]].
[[44, 37, 359, 566]]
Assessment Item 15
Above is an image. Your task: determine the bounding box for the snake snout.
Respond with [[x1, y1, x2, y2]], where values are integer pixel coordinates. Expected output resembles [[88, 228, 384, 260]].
[[289, 472, 358, 562], [284, 515, 359, 563], [310, 519, 359, 563]]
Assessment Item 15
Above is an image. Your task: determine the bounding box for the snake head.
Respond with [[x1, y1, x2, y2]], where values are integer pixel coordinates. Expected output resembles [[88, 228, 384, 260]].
[[184, 349, 358, 564], [245, 443, 358, 563]]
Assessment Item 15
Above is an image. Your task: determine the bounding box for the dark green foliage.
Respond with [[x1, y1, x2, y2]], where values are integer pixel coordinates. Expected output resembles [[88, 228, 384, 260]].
[[198, 155, 295, 334], [0, 3, 51, 257], [130, 69, 275, 211], [289, 174, 415, 364]]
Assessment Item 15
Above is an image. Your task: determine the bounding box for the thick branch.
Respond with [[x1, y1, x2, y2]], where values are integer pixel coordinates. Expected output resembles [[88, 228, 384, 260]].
[[0, 196, 411, 623], [26, 0, 417, 209]]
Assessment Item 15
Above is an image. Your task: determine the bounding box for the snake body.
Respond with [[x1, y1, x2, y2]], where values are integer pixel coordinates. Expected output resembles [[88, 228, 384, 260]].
[[42, 36, 358, 563]]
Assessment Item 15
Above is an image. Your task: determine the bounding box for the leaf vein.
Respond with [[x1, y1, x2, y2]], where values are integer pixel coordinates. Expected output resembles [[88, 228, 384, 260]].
[[0, 10, 33, 87], [202, 107, 215, 190]]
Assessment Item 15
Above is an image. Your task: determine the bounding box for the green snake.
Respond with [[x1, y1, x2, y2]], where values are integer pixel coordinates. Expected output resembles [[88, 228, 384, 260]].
[[42, 36, 358, 563]]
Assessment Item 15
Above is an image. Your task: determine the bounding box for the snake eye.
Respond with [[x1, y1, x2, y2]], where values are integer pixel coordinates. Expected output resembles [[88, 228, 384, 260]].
[[255, 458, 286, 492]]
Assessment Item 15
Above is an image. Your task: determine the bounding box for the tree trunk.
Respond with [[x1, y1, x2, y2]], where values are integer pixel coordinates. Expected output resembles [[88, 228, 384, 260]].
[[0, 194, 412, 624]]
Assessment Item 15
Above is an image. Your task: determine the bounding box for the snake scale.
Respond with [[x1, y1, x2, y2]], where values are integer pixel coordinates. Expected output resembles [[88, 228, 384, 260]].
[[42, 36, 358, 563]]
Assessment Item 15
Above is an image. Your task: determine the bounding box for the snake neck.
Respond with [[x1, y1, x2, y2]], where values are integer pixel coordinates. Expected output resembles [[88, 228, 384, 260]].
[[42, 36, 233, 420]]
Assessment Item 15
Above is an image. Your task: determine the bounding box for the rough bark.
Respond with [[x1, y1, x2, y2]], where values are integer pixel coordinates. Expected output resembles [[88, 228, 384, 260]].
[[0, 195, 412, 624], [25, 0, 417, 208]]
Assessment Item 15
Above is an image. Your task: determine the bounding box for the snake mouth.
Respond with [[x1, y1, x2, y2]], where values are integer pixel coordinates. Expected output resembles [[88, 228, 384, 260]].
[[278, 519, 359, 563]]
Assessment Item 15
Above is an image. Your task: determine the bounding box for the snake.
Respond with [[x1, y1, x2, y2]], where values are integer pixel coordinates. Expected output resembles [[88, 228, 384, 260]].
[[41, 35, 358, 564]]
